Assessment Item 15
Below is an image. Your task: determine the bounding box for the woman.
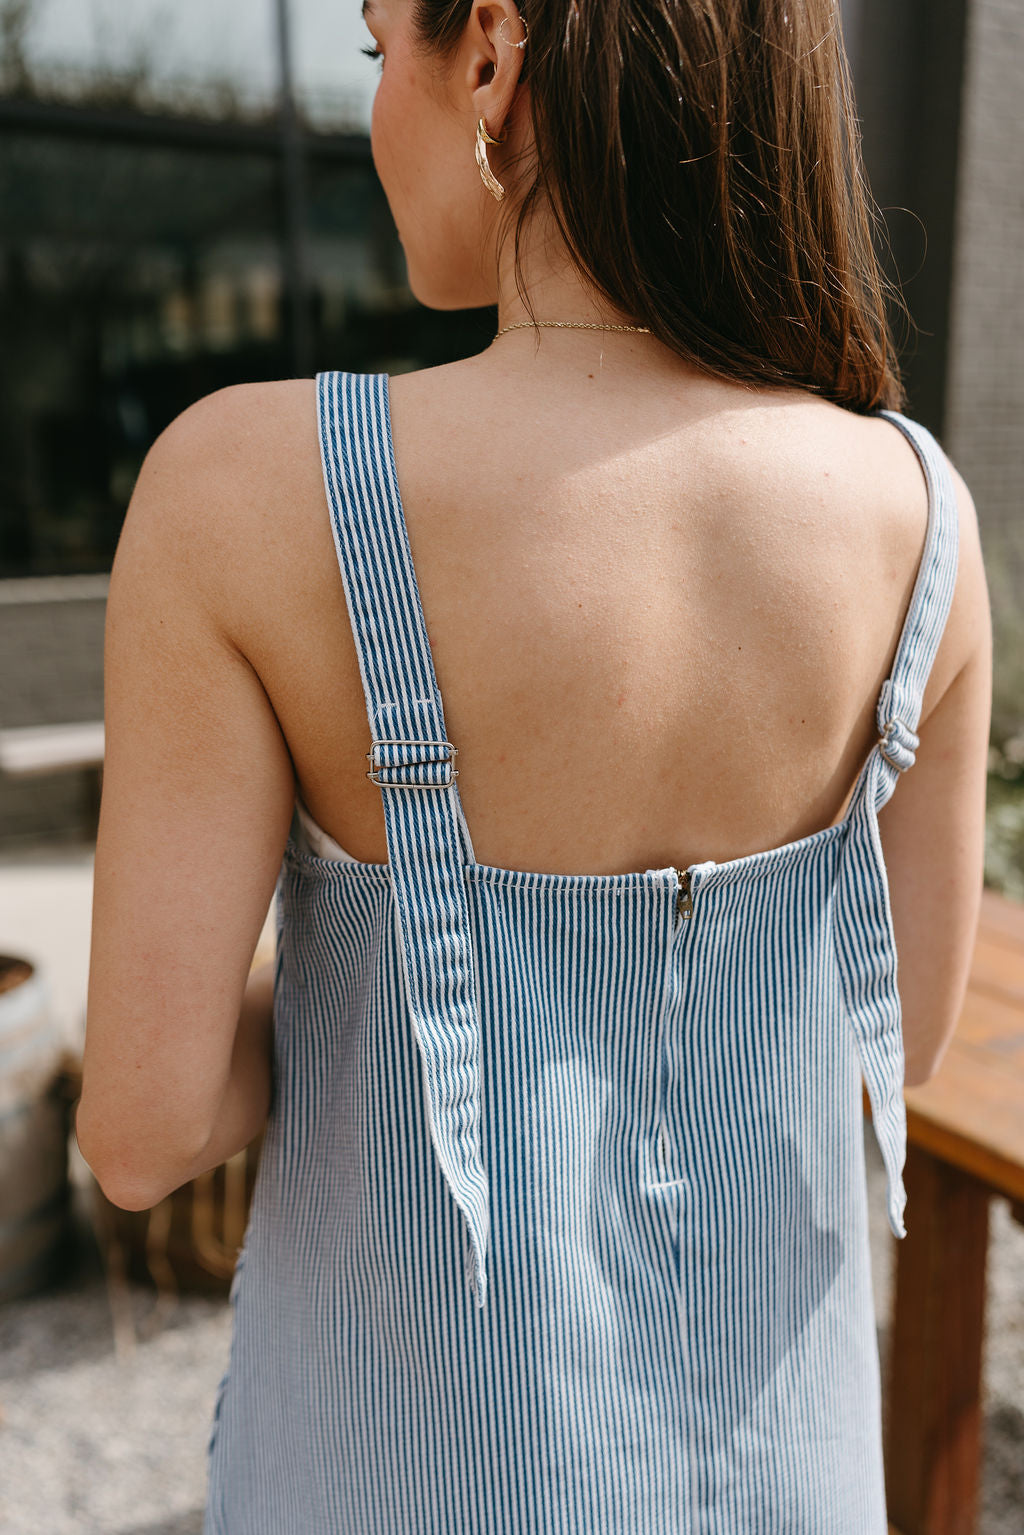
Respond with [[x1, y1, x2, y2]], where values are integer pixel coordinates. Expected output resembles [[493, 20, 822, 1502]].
[[78, 0, 992, 1530]]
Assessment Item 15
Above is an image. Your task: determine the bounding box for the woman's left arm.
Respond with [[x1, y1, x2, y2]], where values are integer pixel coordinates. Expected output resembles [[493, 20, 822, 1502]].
[[76, 388, 298, 1211]]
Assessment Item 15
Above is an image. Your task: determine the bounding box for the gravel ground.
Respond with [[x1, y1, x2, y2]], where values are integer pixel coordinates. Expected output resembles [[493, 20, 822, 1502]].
[[0, 1126, 1021, 1535]]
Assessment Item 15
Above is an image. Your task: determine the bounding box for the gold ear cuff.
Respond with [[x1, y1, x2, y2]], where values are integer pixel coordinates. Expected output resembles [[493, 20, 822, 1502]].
[[476, 116, 507, 201]]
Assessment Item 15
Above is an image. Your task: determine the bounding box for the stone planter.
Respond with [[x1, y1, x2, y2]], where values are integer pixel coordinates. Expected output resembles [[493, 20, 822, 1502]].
[[0, 953, 76, 1302]]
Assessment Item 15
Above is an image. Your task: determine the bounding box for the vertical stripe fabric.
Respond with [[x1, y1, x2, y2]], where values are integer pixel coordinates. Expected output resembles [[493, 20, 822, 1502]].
[[203, 375, 959, 1534], [314, 369, 489, 1308], [836, 408, 959, 1246]]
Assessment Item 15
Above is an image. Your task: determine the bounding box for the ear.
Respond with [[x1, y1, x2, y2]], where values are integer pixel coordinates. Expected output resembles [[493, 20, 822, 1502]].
[[462, 0, 528, 137]]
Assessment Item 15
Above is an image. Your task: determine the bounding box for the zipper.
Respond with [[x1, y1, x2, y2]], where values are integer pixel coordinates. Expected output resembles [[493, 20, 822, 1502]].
[[670, 867, 693, 922]]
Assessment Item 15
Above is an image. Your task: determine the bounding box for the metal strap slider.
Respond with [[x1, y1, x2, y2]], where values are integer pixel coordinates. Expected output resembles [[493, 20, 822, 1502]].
[[366, 737, 459, 789]]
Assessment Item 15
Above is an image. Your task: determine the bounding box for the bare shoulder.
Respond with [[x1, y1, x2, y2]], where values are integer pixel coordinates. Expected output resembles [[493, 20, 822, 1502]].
[[132, 378, 328, 632], [856, 410, 990, 726], [913, 441, 991, 727], [149, 378, 319, 485], [780, 398, 989, 729]]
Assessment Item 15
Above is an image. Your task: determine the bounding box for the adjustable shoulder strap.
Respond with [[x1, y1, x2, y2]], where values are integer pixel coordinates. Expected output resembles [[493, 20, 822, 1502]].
[[835, 408, 960, 1244], [315, 369, 490, 1309], [869, 409, 961, 810]]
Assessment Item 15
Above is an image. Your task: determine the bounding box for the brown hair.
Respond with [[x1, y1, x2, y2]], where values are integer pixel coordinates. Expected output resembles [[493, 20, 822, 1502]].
[[410, 0, 908, 412]]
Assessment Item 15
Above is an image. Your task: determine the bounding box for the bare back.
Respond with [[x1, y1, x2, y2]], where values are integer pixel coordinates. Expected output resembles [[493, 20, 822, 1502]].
[[222, 355, 971, 879]]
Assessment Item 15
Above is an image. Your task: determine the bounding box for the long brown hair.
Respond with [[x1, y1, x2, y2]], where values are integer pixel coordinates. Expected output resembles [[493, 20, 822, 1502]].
[[410, 0, 908, 412]]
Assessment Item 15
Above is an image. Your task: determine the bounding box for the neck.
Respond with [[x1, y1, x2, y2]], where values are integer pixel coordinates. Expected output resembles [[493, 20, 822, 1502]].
[[491, 211, 642, 336]]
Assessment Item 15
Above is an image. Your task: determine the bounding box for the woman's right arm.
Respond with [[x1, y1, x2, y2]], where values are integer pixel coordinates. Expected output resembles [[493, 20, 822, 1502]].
[[878, 463, 994, 1088]]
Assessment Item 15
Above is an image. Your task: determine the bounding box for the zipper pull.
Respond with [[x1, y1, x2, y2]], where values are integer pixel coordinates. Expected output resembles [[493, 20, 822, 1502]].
[[671, 867, 693, 921]]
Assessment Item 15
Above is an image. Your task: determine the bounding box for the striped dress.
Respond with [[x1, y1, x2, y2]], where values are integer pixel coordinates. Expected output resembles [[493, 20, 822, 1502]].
[[203, 369, 959, 1534]]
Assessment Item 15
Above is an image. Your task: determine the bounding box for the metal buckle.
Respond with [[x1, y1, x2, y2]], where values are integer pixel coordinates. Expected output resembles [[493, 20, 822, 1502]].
[[366, 737, 459, 788]]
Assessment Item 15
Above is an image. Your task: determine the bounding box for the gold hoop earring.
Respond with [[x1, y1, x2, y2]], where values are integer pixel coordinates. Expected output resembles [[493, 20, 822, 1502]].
[[498, 14, 529, 48], [476, 116, 506, 202]]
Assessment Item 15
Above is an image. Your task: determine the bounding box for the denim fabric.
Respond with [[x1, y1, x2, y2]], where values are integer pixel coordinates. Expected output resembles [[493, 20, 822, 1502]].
[[204, 371, 959, 1533]]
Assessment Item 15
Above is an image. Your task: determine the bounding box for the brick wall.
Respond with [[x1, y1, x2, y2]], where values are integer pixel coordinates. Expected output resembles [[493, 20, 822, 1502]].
[[944, 0, 1024, 741]]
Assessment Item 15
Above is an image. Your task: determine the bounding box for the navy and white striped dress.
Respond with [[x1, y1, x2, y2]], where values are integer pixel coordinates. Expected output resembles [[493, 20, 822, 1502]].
[[203, 369, 958, 1534]]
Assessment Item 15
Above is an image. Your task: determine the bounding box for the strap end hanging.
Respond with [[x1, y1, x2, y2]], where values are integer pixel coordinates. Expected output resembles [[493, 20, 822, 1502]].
[[466, 1224, 489, 1309]]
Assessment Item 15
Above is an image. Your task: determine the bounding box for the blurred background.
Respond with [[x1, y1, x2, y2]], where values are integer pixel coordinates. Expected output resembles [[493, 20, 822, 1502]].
[[0, 0, 1022, 856], [0, 2, 1021, 1533]]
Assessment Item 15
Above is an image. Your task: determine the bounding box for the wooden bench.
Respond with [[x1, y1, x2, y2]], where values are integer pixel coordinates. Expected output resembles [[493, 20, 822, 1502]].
[[0, 721, 104, 777], [873, 885, 1024, 1535], [0, 722, 105, 835]]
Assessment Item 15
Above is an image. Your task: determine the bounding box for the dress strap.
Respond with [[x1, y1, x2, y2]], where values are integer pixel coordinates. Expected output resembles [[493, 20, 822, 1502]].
[[867, 409, 960, 812], [315, 370, 490, 1309], [834, 408, 960, 1243]]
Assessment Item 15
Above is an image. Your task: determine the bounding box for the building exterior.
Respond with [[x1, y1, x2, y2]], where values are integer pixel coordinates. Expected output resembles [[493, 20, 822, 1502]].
[[943, 0, 1024, 745], [0, 0, 493, 843]]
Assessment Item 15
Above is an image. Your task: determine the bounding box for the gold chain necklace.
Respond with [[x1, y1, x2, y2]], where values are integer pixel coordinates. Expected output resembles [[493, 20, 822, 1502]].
[[494, 320, 652, 339]]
